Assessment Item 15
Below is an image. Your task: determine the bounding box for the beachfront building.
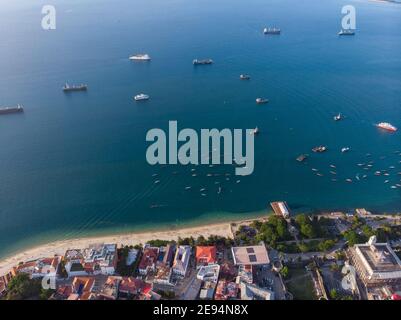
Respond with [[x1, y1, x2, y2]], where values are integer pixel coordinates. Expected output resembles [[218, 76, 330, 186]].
[[161, 244, 176, 267], [348, 236, 401, 288], [232, 244, 270, 284], [126, 248, 139, 266], [138, 247, 159, 276], [172, 245, 191, 277], [11, 256, 60, 279], [196, 246, 217, 267], [53, 276, 96, 300], [82, 243, 117, 275], [197, 264, 220, 283], [64, 249, 87, 277], [270, 201, 291, 219], [231, 244, 270, 267]]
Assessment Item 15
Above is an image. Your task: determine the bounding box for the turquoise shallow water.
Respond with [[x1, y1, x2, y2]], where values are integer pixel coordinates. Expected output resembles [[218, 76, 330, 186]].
[[0, 0, 400, 258]]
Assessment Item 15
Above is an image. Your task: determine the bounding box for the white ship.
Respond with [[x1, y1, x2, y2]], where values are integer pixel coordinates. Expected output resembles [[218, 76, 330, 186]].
[[134, 94, 150, 101], [129, 54, 151, 61], [263, 27, 281, 35], [376, 122, 397, 132]]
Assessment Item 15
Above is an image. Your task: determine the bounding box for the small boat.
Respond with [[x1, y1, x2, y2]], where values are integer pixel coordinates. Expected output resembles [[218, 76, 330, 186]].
[[346, 179, 353, 183], [63, 83, 87, 92], [330, 171, 337, 175], [384, 180, 390, 184], [263, 27, 281, 35], [217, 187, 222, 194], [316, 173, 324, 177], [376, 122, 397, 132], [338, 29, 355, 36], [240, 74, 251, 80], [330, 164, 336, 168], [312, 146, 327, 153], [334, 113, 342, 121], [193, 59, 213, 65], [251, 127, 259, 135], [154, 180, 160, 184], [391, 186, 397, 189], [134, 94, 150, 101], [374, 171, 381, 176], [296, 154, 308, 162], [312, 168, 319, 172], [256, 98, 269, 104], [129, 54, 151, 61], [341, 147, 350, 153], [185, 186, 192, 190]]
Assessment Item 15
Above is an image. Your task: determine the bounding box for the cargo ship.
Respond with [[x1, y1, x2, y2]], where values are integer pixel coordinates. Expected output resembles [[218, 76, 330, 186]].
[[63, 83, 88, 92], [0, 104, 24, 115]]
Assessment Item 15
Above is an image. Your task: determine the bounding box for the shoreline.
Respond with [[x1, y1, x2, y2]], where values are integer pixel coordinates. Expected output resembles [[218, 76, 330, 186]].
[[0, 216, 266, 277]]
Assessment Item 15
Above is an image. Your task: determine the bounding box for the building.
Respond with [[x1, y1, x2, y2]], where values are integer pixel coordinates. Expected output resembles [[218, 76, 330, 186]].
[[214, 280, 239, 300], [82, 243, 117, 275], [270, 201, 291, 219], [240, 282, 274, 300], [64, 249, 87, 277], [162, 244, 176, 267], [172, 245, 191, 277], [231, 244, 270, 266], [199, 281, 216, 300], [196, 246, 217, 267], [153, 265, 173, 285], [11, 256, 60, 279], [197, 264, 220, 283], [119, 277, 144, 297], [98, 276, 120, 300], [58, 276, 97, 300], [126, 248, 139, 266], [138, 247, 159, 275], [348, 236, 401, 288]]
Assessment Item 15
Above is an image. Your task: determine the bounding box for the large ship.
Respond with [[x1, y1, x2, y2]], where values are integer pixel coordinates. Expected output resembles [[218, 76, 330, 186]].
[[263, 27, 281, 35], [63, 83, 88, 92], [129, 54, 151, 61], [376, 122, 397, 132], [0, 104, 24, 115], [193, 59, 213, 65], [338, 29, 355, 36]]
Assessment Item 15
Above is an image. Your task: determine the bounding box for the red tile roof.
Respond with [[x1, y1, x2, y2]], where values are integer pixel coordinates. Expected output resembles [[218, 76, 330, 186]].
[[196, 246, 217, 265], [138, 248, 159, 271]]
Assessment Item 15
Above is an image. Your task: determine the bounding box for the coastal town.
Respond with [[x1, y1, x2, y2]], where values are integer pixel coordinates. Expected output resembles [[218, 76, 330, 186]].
[[1, 202, 401, 301]]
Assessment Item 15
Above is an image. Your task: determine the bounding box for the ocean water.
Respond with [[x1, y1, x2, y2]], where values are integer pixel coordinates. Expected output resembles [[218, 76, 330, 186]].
[[0, 0, 400, 258]]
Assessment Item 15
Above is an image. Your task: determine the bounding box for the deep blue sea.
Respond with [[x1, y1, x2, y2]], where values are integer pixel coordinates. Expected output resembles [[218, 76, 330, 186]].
[[0, 0, 400, 258]]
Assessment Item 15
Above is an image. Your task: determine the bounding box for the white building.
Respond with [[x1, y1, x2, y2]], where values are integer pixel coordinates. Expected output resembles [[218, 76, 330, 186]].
[[172, 245, 191, 277], [197, 264, 220, 283]]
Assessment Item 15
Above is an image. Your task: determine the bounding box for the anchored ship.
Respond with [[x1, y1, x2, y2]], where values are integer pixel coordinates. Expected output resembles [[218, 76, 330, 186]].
[[312, 146, 327, 153], [256, 98, 269, 104], [376, 122, 397, 132], [338, 29, 355, 36], [134, 93, 150, 101], [240, 74, 251, 80], [0, 104, 24, 115], [263, 27, 281, 35], [193, 59, 213, 65], [129, 54, 151, 61], [63, 83, 88, 92]]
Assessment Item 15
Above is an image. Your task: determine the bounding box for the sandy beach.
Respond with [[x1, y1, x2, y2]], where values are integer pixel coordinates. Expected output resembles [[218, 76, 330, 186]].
[[0, 217, 265, 277]]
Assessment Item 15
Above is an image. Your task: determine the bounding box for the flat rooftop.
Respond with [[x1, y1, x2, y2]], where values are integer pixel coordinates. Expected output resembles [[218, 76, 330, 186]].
[[356, 243, 401, 274], [231, 245, 270, 266]]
